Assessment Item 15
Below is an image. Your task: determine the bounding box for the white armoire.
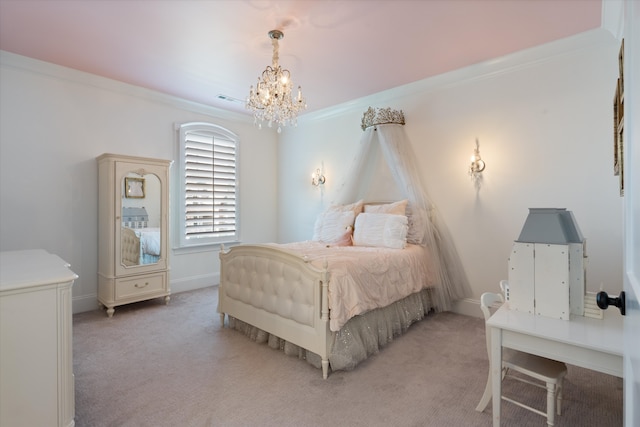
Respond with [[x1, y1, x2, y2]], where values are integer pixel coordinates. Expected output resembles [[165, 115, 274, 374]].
[[97, 153, 172, 317], [0, 249, 77, 427]]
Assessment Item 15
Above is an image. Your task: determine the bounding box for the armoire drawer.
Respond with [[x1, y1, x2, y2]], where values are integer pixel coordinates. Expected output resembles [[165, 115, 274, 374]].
[[115, 273, 165, 299]]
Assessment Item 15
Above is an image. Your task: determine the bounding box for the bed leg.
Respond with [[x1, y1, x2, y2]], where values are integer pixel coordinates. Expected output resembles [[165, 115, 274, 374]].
[[322, 359, 329, 379], [220, 313, 225, 326]]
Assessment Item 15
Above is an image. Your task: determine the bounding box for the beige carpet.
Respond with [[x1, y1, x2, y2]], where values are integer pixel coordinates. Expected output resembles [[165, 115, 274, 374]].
[[73, 286, 622, 426]]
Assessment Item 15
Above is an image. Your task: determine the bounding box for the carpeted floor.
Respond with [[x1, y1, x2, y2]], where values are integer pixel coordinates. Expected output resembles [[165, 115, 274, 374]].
[[72, 286, 622, 426]]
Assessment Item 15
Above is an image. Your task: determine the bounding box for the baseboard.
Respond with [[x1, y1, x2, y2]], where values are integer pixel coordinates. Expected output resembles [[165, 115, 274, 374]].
[[170, 272, 219, 294], [73, 293, 101, 314], [450, 297, 482, 318], [72, 273, 220, 314]]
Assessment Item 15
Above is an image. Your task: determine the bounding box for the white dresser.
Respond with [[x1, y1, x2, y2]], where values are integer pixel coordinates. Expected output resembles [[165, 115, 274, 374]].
[[0, 249, 77, 427]]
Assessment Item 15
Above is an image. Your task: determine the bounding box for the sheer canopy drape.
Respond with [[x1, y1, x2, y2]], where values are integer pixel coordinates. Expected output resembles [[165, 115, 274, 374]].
[[335, 123, 470, 310]]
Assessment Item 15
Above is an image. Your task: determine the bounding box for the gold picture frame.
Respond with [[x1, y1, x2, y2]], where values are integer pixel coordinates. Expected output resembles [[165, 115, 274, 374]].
[[613, 80, 619, 176], [125, 177, 145, 198], [613, 39, 624, 196], [618, 121, 624, 197]]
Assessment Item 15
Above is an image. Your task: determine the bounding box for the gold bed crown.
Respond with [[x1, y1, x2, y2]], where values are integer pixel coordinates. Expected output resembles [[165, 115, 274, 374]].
[[361, 107, 405, 130]]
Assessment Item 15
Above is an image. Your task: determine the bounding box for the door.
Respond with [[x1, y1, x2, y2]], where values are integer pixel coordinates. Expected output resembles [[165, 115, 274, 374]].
[[623, 1, 640, 425]]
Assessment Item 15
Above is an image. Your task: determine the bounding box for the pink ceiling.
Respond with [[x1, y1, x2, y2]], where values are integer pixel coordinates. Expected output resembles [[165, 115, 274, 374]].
[[0, 0, 601, 116]]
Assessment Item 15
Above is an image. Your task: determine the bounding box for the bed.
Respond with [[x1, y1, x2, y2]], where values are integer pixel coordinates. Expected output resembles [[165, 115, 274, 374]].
[[218, 109, 471, 378], [135, 227, 161, 264], [218, 200, 446, 379], [121, 207, 161, 265], [121, 227, 161, 265]]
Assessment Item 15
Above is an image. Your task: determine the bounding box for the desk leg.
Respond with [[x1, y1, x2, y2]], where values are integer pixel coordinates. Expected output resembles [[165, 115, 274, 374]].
[[491, 326, 502, 427]]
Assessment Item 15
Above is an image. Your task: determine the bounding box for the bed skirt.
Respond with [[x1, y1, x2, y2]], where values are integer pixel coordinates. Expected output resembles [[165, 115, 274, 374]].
[[227, 287, 436, 373]]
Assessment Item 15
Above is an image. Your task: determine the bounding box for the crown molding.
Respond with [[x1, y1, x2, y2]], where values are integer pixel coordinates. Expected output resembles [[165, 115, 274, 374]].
[[0, 50, 252, 123]]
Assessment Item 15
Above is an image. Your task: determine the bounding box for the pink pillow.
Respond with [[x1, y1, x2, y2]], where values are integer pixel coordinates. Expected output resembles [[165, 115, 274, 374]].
[[364, 199, 408, 216], [327, 200, 364, 218]]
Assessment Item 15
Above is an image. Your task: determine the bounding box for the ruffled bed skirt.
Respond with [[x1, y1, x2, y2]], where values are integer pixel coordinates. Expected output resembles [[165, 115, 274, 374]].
[[228, 287, 436, 373]]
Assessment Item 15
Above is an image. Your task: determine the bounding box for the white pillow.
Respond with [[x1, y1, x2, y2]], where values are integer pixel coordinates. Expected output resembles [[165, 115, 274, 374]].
[[312, 211, 355, 246], [353, 213, 408, 249], [364, 199, 408, 216]]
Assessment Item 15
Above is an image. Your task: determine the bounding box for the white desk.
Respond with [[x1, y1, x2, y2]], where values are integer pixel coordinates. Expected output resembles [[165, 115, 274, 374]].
[[487, 305, 623, 426]]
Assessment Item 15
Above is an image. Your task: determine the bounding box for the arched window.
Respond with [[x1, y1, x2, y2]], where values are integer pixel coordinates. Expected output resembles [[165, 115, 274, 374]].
[[176, 122, 239, 248]]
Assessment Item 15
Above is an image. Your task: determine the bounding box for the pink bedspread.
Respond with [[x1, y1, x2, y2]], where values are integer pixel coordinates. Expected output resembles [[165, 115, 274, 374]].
[[271, 241, 436, 331]]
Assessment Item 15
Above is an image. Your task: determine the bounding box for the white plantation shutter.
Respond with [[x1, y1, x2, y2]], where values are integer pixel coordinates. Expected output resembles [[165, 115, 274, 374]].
[[178, 123, 239, 247]]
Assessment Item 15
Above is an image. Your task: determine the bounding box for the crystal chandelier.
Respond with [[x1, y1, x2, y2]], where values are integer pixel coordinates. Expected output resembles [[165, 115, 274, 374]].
[[247, 30, 306, 133]]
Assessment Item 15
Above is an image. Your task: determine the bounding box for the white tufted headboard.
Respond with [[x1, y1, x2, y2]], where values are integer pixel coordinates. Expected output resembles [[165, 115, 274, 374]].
[[121, 227, 140, 266]]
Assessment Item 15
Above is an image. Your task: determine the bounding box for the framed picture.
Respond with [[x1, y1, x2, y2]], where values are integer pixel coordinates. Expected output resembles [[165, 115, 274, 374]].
[[125, 177, 145, 198], [618, 121, 624, 197], [613, 39, 624, 197], [613, 81, 619, 176]]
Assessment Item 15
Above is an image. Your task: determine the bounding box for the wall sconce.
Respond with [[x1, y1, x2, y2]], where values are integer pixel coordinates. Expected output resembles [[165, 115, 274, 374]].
[[311, 168, 326, 186], [468, 137, 486, 180]]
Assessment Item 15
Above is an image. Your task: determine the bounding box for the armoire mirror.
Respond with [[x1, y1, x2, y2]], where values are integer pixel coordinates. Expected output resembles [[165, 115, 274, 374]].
[[120, 172, 162, 267]]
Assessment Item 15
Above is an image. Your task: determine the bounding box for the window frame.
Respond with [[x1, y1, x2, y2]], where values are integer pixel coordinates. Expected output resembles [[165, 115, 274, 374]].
[[175, 122, 240, 250]]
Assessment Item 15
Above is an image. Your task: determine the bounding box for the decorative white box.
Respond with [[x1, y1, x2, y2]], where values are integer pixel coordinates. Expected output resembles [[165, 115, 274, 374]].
[[507, 208, 586, 320]]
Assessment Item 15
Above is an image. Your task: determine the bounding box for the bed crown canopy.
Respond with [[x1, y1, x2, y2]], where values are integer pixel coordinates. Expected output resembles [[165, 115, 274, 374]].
[[361, 107, 406, 130], [335, 107, 470, 310]]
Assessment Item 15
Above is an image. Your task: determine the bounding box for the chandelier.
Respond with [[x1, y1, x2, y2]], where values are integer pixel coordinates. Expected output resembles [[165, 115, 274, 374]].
[[247, 30, 306, 132]]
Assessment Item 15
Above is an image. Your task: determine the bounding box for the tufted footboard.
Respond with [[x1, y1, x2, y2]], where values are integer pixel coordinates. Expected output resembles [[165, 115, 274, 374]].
[[218, 244, 332, 378]]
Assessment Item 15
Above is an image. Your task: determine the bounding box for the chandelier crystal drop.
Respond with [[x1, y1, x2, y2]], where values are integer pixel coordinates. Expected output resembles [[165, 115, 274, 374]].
[[247, 30, 307, 133]]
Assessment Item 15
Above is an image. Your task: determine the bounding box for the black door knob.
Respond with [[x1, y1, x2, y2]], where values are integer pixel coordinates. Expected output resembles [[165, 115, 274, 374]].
[[596, 291, 626, 316]]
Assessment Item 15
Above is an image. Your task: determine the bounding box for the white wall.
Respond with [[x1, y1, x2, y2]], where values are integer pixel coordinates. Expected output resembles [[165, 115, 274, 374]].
[[0, 28, 625, 317], [277, 29, 624, 316], [0, 52, 279, 313]]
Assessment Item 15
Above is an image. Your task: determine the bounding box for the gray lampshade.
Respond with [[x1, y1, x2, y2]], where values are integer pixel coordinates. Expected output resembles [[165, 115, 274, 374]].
[[516, 208, 584, 244]]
